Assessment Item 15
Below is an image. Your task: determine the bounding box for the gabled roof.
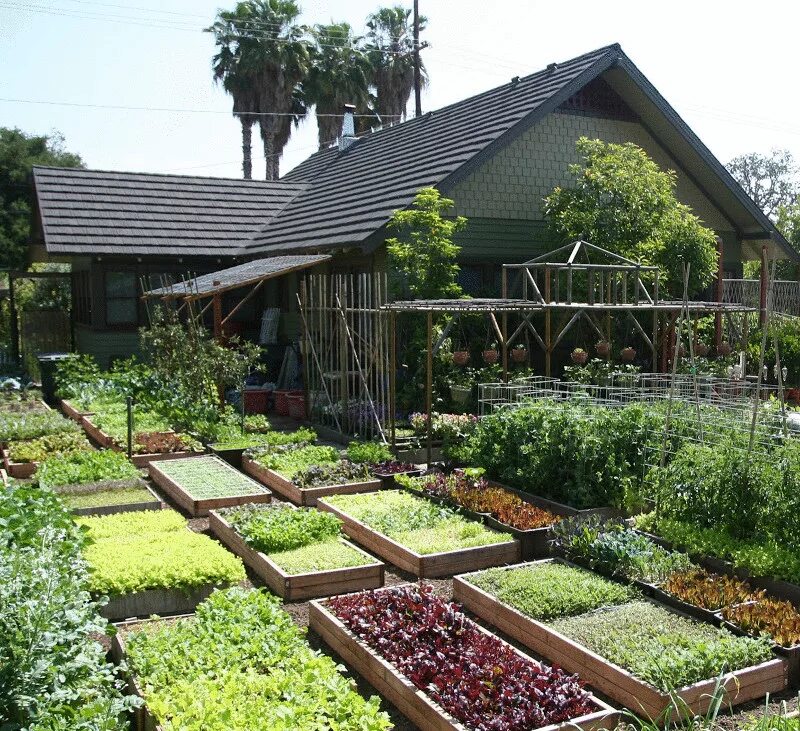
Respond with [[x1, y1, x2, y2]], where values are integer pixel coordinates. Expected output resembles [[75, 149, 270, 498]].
[[32, 166, 306, 257], [248, 45, 620, 254]]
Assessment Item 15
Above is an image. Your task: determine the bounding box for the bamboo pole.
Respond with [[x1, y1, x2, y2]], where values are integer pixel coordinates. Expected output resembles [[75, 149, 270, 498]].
[[426, 310, 433, 466]]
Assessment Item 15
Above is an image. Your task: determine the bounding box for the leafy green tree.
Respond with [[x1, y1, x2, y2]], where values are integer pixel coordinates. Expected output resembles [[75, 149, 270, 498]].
[[365, 6, 426, 124], [544, 137, 718, 297], [386, 187, 465, 299], [727, 149, 798, 220], [207, 1, 310, 180], [305, 22, 373, 149], [0, 128, 83, 270]]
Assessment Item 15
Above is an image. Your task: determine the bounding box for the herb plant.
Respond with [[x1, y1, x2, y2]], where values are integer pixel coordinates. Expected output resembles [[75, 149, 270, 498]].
[[468, 562, 636, 621], [78, 509, 245, 595], [549, 600, 773, 692], [0, 409, 80, 442], [252, 444, 339, 477], [37, 449, 140, 488], [326, 490, 513, 554], [211, 426, 315, 451], [0, 482, 135, 728], [722, 599, 800, 648], [6, 430, 90, 463], [327, 584, 594, 730], [153, 455, 268, 499], [124, 587, 390, 730], [346, 440, 393, 464]]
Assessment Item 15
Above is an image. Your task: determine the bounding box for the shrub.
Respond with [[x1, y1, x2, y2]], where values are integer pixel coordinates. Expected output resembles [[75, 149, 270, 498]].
[[0, 482, 134, 728], [37, 449, 140, 488], [468, 562, 636, 621], [124, 587, 390, 730], [549, 600, 773, 692]]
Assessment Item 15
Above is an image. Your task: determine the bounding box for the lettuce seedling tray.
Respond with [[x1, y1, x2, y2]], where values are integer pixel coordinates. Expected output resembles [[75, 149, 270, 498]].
[[454, 559, 788, 722], [241, 455, 381, 506], [309, 586, 619, 731], [209, 509, 383, 601]]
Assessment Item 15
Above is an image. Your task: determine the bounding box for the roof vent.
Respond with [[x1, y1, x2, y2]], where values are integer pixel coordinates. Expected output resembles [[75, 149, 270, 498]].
[[547, 62, 558, 72], [510, 75, 520, 85], [339, 104, 357, 151]]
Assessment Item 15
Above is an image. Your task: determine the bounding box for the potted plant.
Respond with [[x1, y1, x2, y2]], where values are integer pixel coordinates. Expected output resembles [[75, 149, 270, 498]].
[[482, 342, 499, 364], [449, 368, 474, 407], [570, 348, 588, 365], [620, 346, 636, 362], [595, 340, 610, 358], [452, 350, 470, 366], [511, 344, 528, 363]]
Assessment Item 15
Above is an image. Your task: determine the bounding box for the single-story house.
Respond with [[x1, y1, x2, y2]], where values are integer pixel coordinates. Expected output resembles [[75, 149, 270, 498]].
[[29, 43, 797, 367]]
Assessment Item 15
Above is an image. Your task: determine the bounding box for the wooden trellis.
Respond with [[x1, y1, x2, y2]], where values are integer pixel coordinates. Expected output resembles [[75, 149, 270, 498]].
[[299, 272, 391, 442]]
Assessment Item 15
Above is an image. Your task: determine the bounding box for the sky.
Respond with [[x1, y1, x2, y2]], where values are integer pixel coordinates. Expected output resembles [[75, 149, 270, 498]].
[[2, 0, 799, 179]]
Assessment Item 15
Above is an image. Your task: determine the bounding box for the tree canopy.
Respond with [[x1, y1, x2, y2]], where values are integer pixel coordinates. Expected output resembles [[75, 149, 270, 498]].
[[544, 137, 718, 297], [0, 128, 83, 270], [727, 149, 798, 220]]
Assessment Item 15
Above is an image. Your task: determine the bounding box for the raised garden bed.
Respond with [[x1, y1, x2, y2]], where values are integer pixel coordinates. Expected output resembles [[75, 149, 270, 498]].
[[112, 587, 390, 731], [454, 559, 787, 721], [209, 426, 317, 469], [242, 444, 381, 506], [209, 505, 383, 601], [78, 509, 245, 620], [318, 490, 520, 578], [60, 398, 92, 422], [56, 480, 163, 516], [2, 431, 92, 479], [80, 415, 112, 447], [1, 448, 37, 479], [38, 449, 141, 491], [310, 584, 618, 731], [149, 454, 271, 516]]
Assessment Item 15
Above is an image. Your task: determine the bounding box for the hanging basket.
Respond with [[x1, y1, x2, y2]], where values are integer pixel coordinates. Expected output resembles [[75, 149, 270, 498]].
[[570, 348, 588, 365], [694, 342, 710, 357], [482, 349, 499, 365], [717, 342, 732, 357], [453, 351, 470, 366], [595, 340, 611, 358], [511, 347, 528, 363], [620, 347, 636, 363]]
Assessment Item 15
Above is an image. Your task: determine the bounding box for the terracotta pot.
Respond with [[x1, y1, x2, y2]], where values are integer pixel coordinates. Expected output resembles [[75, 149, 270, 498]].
[[620, 347, 636, 362], [452, 351, 470, 366], [570, 349, 588, 365], [595, 340, 610, 358], [717, 342, 732, 357], [511, 348, 528, 363], [694, 342, 710, 357], [482, 350, 499, 364]]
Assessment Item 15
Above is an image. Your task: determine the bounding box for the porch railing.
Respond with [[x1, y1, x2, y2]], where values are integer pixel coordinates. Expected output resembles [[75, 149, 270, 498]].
[[722, 278, 800, 317]]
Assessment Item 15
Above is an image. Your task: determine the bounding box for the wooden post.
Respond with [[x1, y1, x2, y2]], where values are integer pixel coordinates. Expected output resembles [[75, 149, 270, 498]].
[[389, 310, 397, 449], [652, 310, 659, 372], [714, 236, 724, 352], [544, 267, 551, 377], [212, 292, 223, 343], [501, 268, 508, 382], [760, 245, 768, 326], [426, 311, 433, 466]]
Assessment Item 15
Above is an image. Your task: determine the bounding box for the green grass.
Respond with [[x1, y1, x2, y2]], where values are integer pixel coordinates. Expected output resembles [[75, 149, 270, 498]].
[[548, 600, 773, 692], [270, 538, 372, 574], [77, 509, 245, 596], [468, 562, 636, 621], [154, 455, 268, 499], [325, 490, 513, 555], [62, 486, 155, 510]]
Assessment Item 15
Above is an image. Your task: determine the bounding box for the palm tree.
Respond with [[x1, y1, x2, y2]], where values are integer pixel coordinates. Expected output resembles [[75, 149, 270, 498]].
[[305, 22, 373, 149], [208, 1, 310, 181], [365, 6, 427, 125]]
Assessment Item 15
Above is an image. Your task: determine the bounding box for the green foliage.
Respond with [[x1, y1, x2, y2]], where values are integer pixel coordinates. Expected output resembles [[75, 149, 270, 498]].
[[346, 440, 393, 464], [326, 489, 513, 554], [0, 482, 133, 728], [293, 460, 372, 488], [637, 514, 800, 586], [544, 137, 718, 297], [37, 449, 140, 488], [61, 486, 156, 510], [468, 562, 636, 621], [124, 587, 390, 730], [549, 600, 773, 692], [727, 149, 798, 220], [223, 502, 342, 553], [0, 127, 83, 269], [748, 316, 800, 388], [7, 430, 90, 463], [0, 409, 80, 442], [211, 425, 316, 451], [152, 455, 267, 500], [253, 443, 339, 477], [271, 538, 372, 574], [77, 509, 245, 595], [386, 187, 465, 300]]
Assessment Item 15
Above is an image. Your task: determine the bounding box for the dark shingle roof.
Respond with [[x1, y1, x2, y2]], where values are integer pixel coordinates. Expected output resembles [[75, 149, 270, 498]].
[[144, 254, 331, 297], [33, 167, 306, 257], [248, 45, 622, 254]]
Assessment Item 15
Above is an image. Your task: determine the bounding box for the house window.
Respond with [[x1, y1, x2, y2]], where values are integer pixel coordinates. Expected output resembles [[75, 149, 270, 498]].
[[105, 271, 138, 325]]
